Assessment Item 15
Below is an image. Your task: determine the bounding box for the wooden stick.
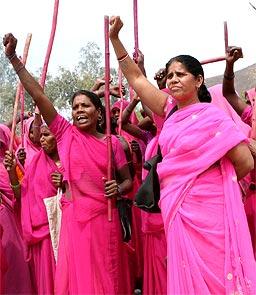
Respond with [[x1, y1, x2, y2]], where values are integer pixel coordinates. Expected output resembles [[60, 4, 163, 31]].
[[9, 34, 32, 154], [118, 68, 124, 136], [200, 56, 226, 65], [251, 98, 256, 139], [104, 15, 113, 222], [20, 33, 32, 148], [39, 0, 59, 89], [224, 21, 228, 53], [133, 0, 139, 62]]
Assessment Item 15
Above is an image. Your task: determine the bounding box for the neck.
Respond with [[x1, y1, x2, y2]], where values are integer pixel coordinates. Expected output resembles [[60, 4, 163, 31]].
[[48, 151, 59, 162], [177, 96, 200, 109]]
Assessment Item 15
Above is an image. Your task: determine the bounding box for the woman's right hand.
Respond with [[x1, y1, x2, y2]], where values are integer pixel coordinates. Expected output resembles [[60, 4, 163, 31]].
[[3, 151, 16, 172], [225, 46, 243, 65], [109, 16, 123, 39], [3, 33, 17, 57]]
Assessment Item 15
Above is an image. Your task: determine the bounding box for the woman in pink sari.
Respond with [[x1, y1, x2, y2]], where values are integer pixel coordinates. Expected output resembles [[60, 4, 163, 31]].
[[5, 124, 63, 294], [109, 16, 256, 294], [16, 115, 41, 170], [0, 124, 33, 294], [222, 46, 256, 257], [4, 33, 133, 294]]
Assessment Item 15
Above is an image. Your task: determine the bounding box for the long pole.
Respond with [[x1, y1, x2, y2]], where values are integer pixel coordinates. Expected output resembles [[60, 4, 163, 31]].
[[133, 0, 139, 62], [20, 34, 32, 148], [200, 56, 226, 65], [118, 68, 124, 135], [104, 15, 113, 222], [39, 0, 59, 89], [9, 34, 32, 153], [224, 21, 228, 52]]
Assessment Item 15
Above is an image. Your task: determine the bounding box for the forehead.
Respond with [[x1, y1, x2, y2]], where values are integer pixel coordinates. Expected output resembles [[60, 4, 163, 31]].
[[73, 94, 92, 105], [40, 126, 51, 134], [111, 107, 120, 112], [167, 61, 187, 74]]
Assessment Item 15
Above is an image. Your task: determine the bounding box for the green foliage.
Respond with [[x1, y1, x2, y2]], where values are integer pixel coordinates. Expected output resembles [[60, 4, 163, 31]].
[[0, 40, 123, 123]]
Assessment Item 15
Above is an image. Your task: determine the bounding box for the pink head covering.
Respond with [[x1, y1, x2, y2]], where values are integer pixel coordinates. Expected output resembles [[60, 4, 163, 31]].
[[0, 124, 11, 162], [21, 149, 62, 244], [111, 100, 139, 125], [244, 88, 256, 106], [17, 116, 41, 168], [208, 84, 251, 136], [0, 125, 15, 206]]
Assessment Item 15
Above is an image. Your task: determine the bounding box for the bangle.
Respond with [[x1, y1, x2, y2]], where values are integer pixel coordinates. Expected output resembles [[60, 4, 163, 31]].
[[224, 73, 235, 80], [10, 182, 20, 190], [6, 52, 17, 62], [15, 63, 25, 75], [117, 53, 129, 62]]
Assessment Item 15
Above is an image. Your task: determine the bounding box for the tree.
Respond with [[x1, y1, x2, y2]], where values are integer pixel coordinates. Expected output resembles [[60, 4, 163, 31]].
[[0, 39, 124, 123]]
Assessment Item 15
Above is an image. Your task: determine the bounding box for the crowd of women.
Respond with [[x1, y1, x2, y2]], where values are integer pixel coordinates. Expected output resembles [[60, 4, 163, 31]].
[[0, 15, 256, 295]]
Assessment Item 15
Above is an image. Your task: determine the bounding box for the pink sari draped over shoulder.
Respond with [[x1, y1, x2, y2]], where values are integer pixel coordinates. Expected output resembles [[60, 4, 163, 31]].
[[49, 114, 132, 295], [21, 149, 61, 294], [157, 103, 256, 294], [208, 84, 251, 136], [0, 125, 33, 294]]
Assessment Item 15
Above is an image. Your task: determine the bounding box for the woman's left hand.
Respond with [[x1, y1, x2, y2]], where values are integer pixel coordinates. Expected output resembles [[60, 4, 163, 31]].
[[103, 178, 120, 199], [51, 172, 63, 189]]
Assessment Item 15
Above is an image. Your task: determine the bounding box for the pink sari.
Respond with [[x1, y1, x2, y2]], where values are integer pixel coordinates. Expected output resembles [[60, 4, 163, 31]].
[[112, 100, 145, 284], [245, 88, 256, 106], [158, 103, 256, 294], [209, 84, 256, 258], [50, 114, 132, 294], [16, 117, 41, 170], [21, 149, 61, 294], [0, 125, 33, 294]]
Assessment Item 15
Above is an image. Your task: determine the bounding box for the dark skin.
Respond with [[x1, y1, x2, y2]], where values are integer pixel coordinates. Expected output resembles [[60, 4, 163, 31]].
[[4, 127, 63, 199], [154, 67, 167, 90], [222, 46, 247, 116], [3, 33, 132, 199], [3, 150, 21, 200], [40, 126, 63, 189]]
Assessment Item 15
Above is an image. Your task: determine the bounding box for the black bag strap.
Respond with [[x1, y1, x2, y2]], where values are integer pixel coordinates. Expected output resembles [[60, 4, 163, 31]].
[[157, 105, 178, 158]]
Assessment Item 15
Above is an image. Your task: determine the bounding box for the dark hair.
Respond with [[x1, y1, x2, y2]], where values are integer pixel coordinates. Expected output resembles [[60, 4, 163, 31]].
[[71, 90, 104, 132], [71, 90, 103, 109], [165, 55, 212, 103]]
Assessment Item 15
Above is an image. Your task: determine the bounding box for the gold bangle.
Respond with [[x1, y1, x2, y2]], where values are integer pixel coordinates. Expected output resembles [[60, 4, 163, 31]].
[[118, 53, 129, 62]]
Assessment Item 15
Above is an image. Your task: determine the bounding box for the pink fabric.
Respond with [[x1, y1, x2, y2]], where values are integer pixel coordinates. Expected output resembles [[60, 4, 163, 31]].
[[17, 117, 41, 169], [245, 88, 256, 106], [241, 106, 253, 127], [140, 135, 167, 295], [158, 102, 256, 294], [0, 162, 33, 294], [208, 84, 251, 136], [0, 124, 12, 161], [112, 99, 139, 126], [49, 114, 132, 294], [21, 149, 61, 294]]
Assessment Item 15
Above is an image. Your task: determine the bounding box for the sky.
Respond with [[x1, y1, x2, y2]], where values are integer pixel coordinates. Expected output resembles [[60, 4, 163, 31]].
[[0, 0, 256, 84]]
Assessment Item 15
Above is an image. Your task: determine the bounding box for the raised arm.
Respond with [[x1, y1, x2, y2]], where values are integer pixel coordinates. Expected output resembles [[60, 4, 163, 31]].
[[222, 46, 248, 116], [109, 16, 168, 116], [120, 95, 146, 139], [3, 33, 57, 125]]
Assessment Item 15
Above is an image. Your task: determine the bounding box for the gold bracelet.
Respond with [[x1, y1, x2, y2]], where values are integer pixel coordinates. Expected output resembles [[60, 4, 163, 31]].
[[118, 53, 129, 62]]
